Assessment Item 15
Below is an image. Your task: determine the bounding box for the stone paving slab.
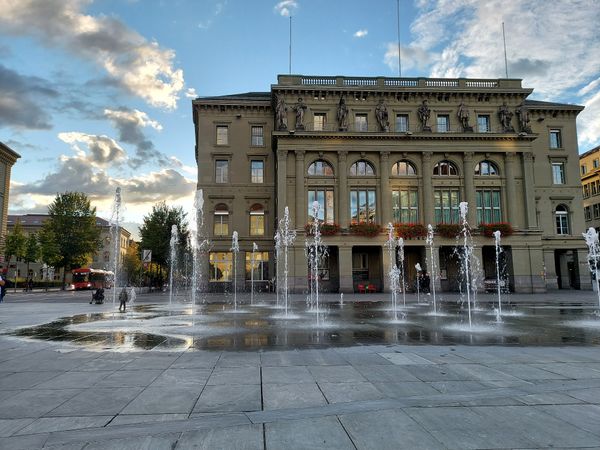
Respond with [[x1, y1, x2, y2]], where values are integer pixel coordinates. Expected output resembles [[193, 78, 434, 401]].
[[265, 416, 355, 450], [47, 387, 143, 417], [177, 423, 263, 449], [0, 389, 82, 419], [192, 384, 261, 413], [263, 383, 327, 410]]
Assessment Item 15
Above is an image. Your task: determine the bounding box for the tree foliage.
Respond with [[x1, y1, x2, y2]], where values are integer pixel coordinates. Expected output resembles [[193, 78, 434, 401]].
[[122, 241, 142, 286], [38, 227, 61, 269], [4, 220, 26, 264]]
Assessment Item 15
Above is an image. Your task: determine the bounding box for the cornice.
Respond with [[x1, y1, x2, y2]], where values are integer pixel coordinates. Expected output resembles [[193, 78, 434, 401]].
[[272, 131, 538, 142]]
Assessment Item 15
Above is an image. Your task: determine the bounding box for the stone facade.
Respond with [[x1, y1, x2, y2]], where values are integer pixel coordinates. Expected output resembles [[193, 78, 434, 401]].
[[580, 145, 600, 232], [0, 142, 20, 262], [193, 75, 588, 294]]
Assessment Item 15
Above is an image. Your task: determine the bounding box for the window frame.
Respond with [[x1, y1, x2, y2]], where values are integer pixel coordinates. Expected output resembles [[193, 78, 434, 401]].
[[395, 114, 409, 132], [434, 189, 461, 224], [354, 113, 368, 132], [307, 189, 335, 224], [436, 114, 450, 132], [391, 160, 417, 176], [349, 160, 375, 176], [307, 159, 334, 176], [551, 161, 565, 185], [392, 189, 419, 223], [350, 189, 376, 224], [475, 189, 502, 225], [245, 251, 270, 281], [313, 113, 327, 131], [249, 204, 265, 236], [213, 204, 229, 236], [215, 159, 229, 183], [477, 115, 491, 133], [474, 160, 499, 176], [549, 129, 562, 149], [250, 160, 264, 184], [216, 125, 229, 146], [209, 251, 233, 282], [555, 205, 570, 235], [250, 126, 264, 146], [433, 160, 458, 176]]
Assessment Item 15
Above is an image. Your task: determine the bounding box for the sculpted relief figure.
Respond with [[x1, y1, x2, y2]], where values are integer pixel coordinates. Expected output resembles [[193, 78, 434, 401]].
[[293, 97, 308, 130], [515, 103, 531, 133], [375, 99, 390, 132], [457, 101, 472, 132], [498, 101, 514, 132], [417, 99, 431, 131], [276, 96, 288, 131], [337, 96, 348, 131]]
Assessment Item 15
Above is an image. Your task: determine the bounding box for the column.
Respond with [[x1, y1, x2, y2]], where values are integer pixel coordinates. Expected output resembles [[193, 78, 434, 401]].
[[338, 151, 348, 228], [463, 152, 476, 225], [422, 152, 433, 226], [504, 152, 516, 226], [276, 149, 287, 221], [295, 150, 305, 228], [380, 152, 391, 226], [338, 246, 354, 293], [522, 152, 537, 229]]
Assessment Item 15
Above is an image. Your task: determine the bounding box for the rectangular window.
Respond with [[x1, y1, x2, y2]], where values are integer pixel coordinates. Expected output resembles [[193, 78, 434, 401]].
[[584, 184, 590, 198], [552, 162, 565, 184], [209, 252, 232, 282], [250, 160, 264, 183], [214, 213, 229, 236], [436, 115, 450, 132], [549, 129, 562, 149], [215, 160, 229, 183], [594, 182, 599, 196], [476, 189, 502, 225], [585, 206, 592, 221], [307, 189, 334, 223], [477, 115, 491, 132], [594, 204, 600, 219], [251, 126, 264, 146], [581, 164, 588, 175], [594, 159, 599, 169], [250, 213, 265, 236], [216, 125, 228, 146], [395, 114, 409, 132], [355, 114, 368, 132], [350, 189, 376, 224], [392, 190, 418, 223], [434, 189, 460, 224], [313, 113, 326, 131], [245, 251, 269, 281]]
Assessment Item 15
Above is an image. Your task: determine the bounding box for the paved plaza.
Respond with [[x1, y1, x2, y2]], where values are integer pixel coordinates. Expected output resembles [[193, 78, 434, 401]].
[[0, 290, 599, 449]]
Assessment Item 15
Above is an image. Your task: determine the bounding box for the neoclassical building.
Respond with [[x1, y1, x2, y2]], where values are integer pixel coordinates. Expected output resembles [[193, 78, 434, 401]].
[[193, 75, 587, 293], [580, 145, 600, 231], [0, 141, 21, 262]]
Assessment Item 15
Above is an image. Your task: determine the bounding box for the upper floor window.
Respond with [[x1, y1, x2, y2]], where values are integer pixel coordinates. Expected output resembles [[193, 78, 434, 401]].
[[307, 160, 334, 176], [594, 159, 599, 169], [581, 164, 588, 175], [555, 205, 570, 235], [355, 114, 368, 132], [433, 160, 458, 176], [434, 189, 460, 224], [392, 189, 418, 223], [251, 126, 264, 146], [214, 203, 229, 236], [552, 162, 565, 184], [391, 160, 416, 176], [585, 206, 592, 221], [436, 115, 450, 132], [313, 113, 326, 131], [583, 184, 590, 198], [308, 189, 334, 224], [251, 160, 264, 183], [477, 115, 491, 133], [249, 204, 265, 236], [395, 114, 409, 132], [350, 189, 376, 224], [350, 160, 375, 176], [474, 160, 499, 176], [215, 160, 229, 183], [216, 125, 228, 145], [549, 129, 562, 149]]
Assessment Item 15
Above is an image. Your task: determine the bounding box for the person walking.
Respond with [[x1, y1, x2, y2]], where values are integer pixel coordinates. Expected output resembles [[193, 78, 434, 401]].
[[0, 270, 6, 303], [118, 287, 128, 312]]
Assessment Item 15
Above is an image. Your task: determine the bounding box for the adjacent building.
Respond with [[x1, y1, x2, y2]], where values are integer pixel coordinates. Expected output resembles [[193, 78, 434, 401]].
[[580, 145, 600, 231], [193, 75, 587, 293], [0, 142, 21, 260]]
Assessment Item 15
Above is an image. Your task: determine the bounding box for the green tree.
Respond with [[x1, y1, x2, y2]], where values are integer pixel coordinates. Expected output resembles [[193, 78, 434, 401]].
[[38, 227, 61, 291], [4, 220, 27, 291], [24, 233, 40, 285], [43, 192, 102, 289], [122, 241, 142, 286]]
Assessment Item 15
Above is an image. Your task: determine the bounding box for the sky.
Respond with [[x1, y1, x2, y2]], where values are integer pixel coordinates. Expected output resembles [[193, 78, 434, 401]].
[[1, 0, 599, 239]]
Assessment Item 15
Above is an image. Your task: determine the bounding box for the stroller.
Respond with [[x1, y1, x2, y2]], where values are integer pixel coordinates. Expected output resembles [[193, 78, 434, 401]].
[[90, 288, 105, 304]]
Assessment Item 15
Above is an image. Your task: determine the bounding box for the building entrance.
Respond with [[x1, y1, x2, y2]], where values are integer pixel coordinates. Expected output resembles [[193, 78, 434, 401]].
[[402, 246, 426, 292], [555, 250, 580, 289], [482, 245, 514, 292], [352, 246, 382, 293]]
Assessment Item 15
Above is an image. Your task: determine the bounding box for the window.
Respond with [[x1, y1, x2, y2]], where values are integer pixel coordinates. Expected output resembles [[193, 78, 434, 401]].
[[209, 252, 232, 281], [213, 204, 229, 236], [474, 160, 499, 176], [477, 115, 491, 132], [307, 189, 334, 223], [350, 160, 375, 176], [476, 190, 501, 225], [585, 206, 592, 221], [251, 126, 264, 146], [595, 159, 599, 169], [436, 115, 450, 132], [395, 114, 409, 132], [216, 125, 228, 145], [581, 164, 588, 175], [250, 160, 264, 183], [434, 189, 460, 224], [552, 162, 565, 184], [549, 129, 562, 148], [313, 113, 326, 131], [594, 204, 600, 219], [350, 189, 376, 224], [307, 160, 334, 176], [355, 114, 368, 131], [246, 251, 269, 281], [433, 160, 458, 176], [392, 190, 418, 223], [391, 160, 416, 176], [593, 182, 598, 196], [584, 184, 590, 198], [555, 205, 569, 235], [215, 160, 229, 183], [249, 204, 265, 236]]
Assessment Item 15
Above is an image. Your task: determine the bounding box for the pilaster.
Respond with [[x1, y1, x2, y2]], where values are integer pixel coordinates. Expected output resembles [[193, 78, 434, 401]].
[[522, 152, 537, 229], [276, 149, 287, 221], [504, 152, 517, 226], [463, 152, 476, 225], [380, 152, 391, 226], [422, 152, 433, 226], [295, 150, 305, 228], [338, 151, 348, 228]]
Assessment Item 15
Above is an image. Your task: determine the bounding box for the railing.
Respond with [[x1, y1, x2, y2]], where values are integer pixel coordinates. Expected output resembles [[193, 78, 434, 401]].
[[283, 75, 518, 89], [343, 78, 377, 86], [293, 122, 517, 134], [426, 79, 459, 87]]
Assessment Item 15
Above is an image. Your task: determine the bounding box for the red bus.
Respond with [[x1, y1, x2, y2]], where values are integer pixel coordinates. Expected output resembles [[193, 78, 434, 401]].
[[71, 268, 114, 290]]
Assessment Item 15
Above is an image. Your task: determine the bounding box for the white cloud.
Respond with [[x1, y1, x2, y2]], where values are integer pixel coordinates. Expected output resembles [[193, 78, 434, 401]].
[[0, 0, 184, 109], [354, 29, 368, 38], [185, 88, 198, 99], [104, 109, 162, 132], [383, 43, 431, 73], [58, 132, 127, 168], [274, 0, 298, 17], [578, 90, 600, 150]]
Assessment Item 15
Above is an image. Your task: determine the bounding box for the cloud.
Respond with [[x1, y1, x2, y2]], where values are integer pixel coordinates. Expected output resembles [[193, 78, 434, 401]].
[[383, 43, 431, 73], [198, 1, 227, 29], [58, 132, 127, 168], [578, 88, 600, 150], [0, 0, 184, 109], [185, 88, 198, 99], [353, 29, 368, 38], [274, 0, 297, 17], [0, 64, 58, 129]]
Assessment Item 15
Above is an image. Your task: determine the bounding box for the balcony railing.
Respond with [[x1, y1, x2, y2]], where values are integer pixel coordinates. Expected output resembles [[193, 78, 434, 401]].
[[291, 122, 521, 134]]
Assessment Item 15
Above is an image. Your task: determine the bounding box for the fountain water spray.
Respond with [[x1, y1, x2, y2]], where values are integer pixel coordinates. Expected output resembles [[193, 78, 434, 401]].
[[251, 242, 258, 305], [110, 187, 122, 310], [493, 230, 503, 321], [276, 207, 296, 316], [191, 189, 204, 320], [415, 262, 422, 304], [307, 201, 326, 325], [231, 231, 239, 310], [583, 227, 600, 314], [426, 224, 438, 314], [340, 293, 344, 306], [398, 237, 406, 307], [386, 223, 400, 320], [459, 202, 473, 328], [274, 230, 281, 308], [169, 224, 178, 306]]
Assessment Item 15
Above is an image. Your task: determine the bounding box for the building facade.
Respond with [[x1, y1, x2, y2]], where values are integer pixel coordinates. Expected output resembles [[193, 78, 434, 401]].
[[580, 145, 600, 231], [0, 142, 21, 260], [193, 75, 587, 294]]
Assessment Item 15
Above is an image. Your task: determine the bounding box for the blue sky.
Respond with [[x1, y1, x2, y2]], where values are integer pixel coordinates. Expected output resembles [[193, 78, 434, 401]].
[[1, 0, 599, 237]]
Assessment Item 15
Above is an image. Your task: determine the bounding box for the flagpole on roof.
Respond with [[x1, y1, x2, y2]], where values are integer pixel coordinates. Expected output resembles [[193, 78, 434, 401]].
[[502, 22, 509, 78], [397, 0, 402, 77], [289, 16, 292, 74]]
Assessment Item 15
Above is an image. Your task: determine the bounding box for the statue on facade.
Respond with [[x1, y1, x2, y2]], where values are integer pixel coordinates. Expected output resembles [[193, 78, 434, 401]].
[[457, 101, 472, 132], [375, 99, 390, 132], [417, 99, 431, 131], [337, 96, 348, 131], [293, 97, 308, 130], [275, 95, 288, 131], [498, 101, 514, 132], [515, 103, 532, 133]]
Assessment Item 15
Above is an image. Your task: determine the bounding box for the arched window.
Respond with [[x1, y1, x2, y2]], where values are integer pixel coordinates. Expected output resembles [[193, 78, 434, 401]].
[[214, 203, 229, 236], [433, 160, 458, 176], [555, 205, 570, 235], [250, 204, 265, 236], [475, 160, 499, 176], [307, 160, 334, 176], [350, 160, 375, 176], [391, 160, 417, 176]]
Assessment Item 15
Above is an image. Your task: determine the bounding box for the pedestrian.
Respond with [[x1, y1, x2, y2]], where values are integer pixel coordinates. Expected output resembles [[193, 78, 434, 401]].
[[27, 277, 33, 292], [422, 271, 431, 295], [118, 287, 128, 312], [0, 269, 6, 303]]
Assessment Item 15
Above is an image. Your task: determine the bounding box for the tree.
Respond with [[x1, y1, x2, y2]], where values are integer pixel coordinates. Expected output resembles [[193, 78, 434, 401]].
[[24, 233, 40, 284], [43, 192, 102, 289], [38, 227, 61, 290], [122, 241, 142, 286], [4, 220, 26, 291]]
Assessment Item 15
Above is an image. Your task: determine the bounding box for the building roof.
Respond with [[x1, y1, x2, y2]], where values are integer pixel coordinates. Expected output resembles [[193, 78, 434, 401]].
[[0, 141, 21, 163], [580, 144, 600, 159], [195, 92, 271, 101], [7, 214, 129, 233], [524, 99, 584, 111]]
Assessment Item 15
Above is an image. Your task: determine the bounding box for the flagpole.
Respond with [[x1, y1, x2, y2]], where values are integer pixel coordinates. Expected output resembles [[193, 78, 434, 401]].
[[289, 16, 292, 74], [397, 0, 402, 77], [502, 22, 508, 78]]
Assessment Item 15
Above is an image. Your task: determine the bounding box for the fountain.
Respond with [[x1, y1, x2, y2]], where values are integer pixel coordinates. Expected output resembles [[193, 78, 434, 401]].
[[459, 201, 473, 328], [493, 230, 503, 321], [340, 292, 344, 306], [276, 207, 296, 316], [386, 223, 400, 320], [398, 237, 406, 307], [307, 201, 326, 324], [583, 227, 600, 314], [251, 242, 258, 305], [426, 224, 438, 314], [191, 189, 204, 319], [110, 187, 122, 310], [169, 224, 178, 306], [415, 262, 422, 304], [231, 231, 240, 310]]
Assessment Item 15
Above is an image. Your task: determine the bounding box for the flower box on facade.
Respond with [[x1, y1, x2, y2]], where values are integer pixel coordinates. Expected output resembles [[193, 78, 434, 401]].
[[349, 222, 381, 237], [435, 223, 462, 239], [304, 222, 341, 236], [478, 222, 514, 238], [394, 223, 427, 239]]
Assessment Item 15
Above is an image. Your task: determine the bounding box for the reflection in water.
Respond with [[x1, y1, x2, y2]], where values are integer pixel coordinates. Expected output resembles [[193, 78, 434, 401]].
[[7, 300, 600, 351]]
